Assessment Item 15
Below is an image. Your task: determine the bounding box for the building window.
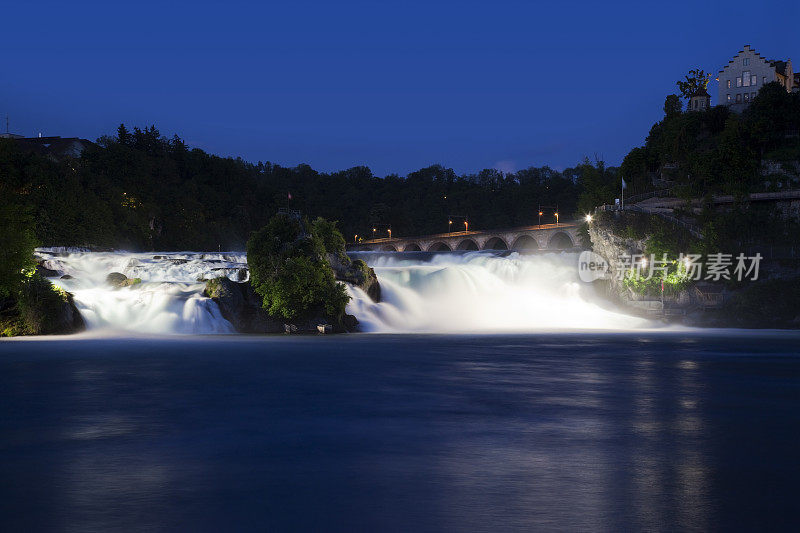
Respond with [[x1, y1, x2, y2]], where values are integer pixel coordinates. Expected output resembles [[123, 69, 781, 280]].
[[736, 77, 742, 87], [763, 76, 767, 84], [736, 94, 742, 103], [727, 80, 731, 88], [751, 92, 757, 100], [743, 71, 750, 87], [727, 94, 732, 103], [751, 75, 757, 85], [744, 58, 750, 66]]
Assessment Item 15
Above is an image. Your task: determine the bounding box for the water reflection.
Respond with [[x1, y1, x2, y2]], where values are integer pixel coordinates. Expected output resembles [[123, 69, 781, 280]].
[[0, 333, 798, 531]]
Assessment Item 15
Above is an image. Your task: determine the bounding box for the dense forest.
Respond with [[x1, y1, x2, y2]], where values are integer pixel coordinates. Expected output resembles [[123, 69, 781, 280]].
[[1, 80, 798, 252], [0, 125, 600, 250]]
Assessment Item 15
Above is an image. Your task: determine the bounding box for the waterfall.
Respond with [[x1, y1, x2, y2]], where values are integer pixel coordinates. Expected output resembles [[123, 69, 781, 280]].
[[35, 249, 648, 335], [36, 249, 247, 335], [345, 251, 649, 332]]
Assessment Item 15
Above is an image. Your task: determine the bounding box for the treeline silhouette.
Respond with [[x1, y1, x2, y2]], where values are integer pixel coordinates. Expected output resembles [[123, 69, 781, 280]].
[[0, 124, 599, 250]]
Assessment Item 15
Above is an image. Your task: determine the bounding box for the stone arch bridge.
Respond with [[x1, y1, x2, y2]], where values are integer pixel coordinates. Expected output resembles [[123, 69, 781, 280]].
[[350, 222, 581, 252]]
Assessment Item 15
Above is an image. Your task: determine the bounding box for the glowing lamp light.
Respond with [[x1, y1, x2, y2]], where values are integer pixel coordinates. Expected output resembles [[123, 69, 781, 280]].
[[585, 214, 593, 223]]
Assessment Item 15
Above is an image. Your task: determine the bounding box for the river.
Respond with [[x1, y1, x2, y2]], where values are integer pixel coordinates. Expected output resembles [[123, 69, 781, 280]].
[[3, 250, 798, 530], [1, 332, 798, 531]]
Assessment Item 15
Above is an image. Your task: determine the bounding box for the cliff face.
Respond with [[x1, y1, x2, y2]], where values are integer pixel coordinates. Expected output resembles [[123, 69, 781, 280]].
[[588, 223, 646, 301], [588, 212, 712, 320], [589, 211, 800, 328]]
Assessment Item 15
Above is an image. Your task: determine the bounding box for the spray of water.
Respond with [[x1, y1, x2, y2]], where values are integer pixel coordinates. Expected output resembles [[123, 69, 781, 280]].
[[345, 252, 650, 332], [36, 249, 246, 334], [35, 249, 648, 335]]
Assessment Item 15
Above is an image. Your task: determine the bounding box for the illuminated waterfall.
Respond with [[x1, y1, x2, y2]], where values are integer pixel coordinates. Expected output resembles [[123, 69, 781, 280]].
[[35, 249, 648, 335]]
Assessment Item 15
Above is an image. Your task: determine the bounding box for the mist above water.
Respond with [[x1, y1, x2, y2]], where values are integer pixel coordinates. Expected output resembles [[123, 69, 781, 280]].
[[346, 252, 649, 333], [34, 249, 648, 335]]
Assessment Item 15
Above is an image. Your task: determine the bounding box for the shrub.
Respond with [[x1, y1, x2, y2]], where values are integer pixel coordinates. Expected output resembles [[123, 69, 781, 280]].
[[13, 273, 71, 335]]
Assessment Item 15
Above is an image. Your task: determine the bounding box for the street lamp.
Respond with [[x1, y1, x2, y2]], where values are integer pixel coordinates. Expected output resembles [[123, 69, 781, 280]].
[[585, 214, 592, 223], [354, 234, 358, 244], [372, 228, 376, 239], [388, 228, 392, 239], [464, 220, 469, 232], [538, 211, 543, 227], [554, 212, 559, 227], [448, 220, 453, 233]]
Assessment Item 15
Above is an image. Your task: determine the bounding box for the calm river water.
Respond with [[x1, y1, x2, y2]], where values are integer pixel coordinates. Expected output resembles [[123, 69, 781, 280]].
[[1, 332, 798, 531]]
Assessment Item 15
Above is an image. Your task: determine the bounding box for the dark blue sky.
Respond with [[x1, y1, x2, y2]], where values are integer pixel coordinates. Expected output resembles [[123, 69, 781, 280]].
[[3, 0, 798, 176]]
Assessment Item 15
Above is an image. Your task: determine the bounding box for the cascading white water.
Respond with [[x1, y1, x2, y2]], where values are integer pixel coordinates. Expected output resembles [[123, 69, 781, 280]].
[[345, 251, 650, 332], [35, 248, 648, 335], [36, 249, 248, 334]]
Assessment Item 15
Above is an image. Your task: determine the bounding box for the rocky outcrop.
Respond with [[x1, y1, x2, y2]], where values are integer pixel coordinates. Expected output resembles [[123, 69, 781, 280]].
[[588, 223, 646, 299], [204, 277, 359, 334], [50, 292, 86, 334], [204, 277, 283, 334], [1, 276, 85, 336], [589, 214, 701, 319], [35, 257, 60, 278], [105, 272, 142, 288], [328, 254, 381, 302], [589, 212, 732, 325]]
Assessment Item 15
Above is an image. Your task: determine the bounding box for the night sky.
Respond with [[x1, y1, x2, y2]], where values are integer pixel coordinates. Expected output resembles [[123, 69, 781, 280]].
[[3, 0, 798, 176]]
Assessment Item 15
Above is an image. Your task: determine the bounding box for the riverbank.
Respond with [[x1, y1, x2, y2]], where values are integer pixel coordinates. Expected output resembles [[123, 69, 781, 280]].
[[588, 210, 800, 328]]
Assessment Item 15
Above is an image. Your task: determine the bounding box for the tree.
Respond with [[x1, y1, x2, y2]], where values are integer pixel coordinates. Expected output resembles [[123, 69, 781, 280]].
[[745, 82, 798, 154], [664, 94, 682, 117], [116, 123, 131, 146], [677, 69, 710, 101], [0, 193, 37, 298], [576, 158, 617, 214]]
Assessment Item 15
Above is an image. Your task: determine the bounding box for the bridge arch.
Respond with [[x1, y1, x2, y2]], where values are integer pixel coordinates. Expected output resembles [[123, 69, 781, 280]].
[[511, 235, 539, 251], [456, 238, 479, 251], [381, 244, 398, 252], [547, 231, 574, 250], [483, 236, 509, 250], [428, 241, 452, 252], [403, 242, 422, 251]]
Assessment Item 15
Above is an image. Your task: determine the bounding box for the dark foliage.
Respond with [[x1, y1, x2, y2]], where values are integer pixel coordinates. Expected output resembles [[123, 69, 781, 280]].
[[246, 214, 349, 322], [616, 82, 800, 200], [0, 125, 587, 251]]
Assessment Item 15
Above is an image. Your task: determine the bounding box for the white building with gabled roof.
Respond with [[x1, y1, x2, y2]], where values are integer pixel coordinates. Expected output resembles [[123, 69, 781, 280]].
[[718, 45, 795, 112]]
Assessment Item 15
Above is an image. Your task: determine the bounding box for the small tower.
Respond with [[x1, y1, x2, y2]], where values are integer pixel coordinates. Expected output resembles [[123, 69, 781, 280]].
[[688, 88, 711, 112]]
